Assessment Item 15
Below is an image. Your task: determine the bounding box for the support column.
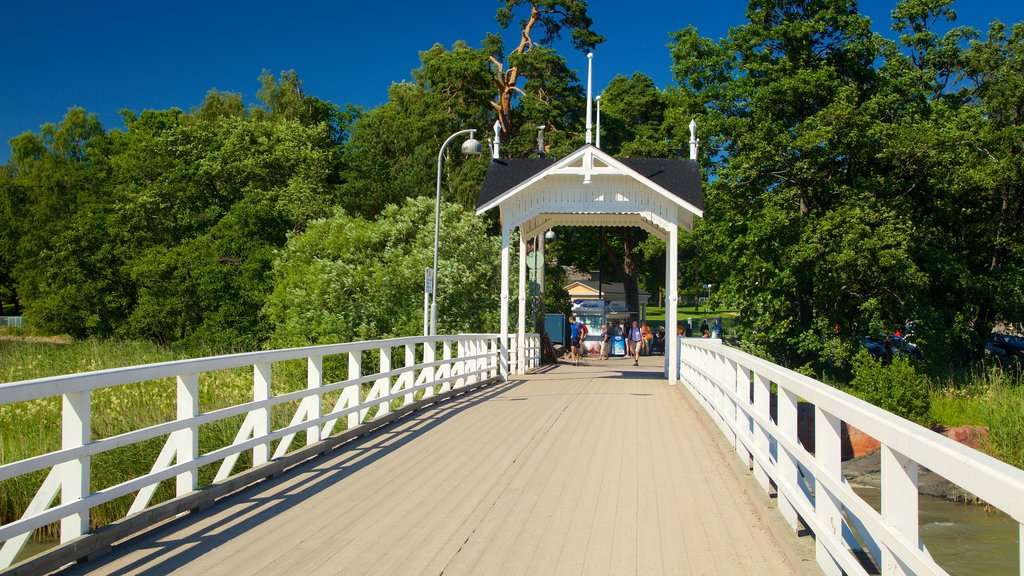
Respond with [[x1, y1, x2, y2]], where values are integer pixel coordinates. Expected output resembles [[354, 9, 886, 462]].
[[537, 232, 546, 327], [499, 216, 511, 380], [175, 374, 199, 495], [666, 223, 679, 384], [518, 231, 527, 374], [60, 391, 90, 541], [881, 446, 918, 575]]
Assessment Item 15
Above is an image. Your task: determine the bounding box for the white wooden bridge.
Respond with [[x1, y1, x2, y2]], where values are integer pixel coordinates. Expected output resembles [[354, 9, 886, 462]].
[[2, 334, 1023, 576]]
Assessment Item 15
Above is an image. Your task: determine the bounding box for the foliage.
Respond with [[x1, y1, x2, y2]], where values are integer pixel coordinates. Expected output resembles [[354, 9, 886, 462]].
[[264, 197, 501, 346], [848, 350, 931, 424], [665, 0, 1024, 370]]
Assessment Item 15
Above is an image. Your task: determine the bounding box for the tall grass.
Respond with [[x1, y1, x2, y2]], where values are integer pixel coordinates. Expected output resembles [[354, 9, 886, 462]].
[[928, 363, 1024, 468]]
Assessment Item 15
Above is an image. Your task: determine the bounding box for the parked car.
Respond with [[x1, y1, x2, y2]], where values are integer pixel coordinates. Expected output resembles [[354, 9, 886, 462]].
[[988, 333, 1024, 357], [863, 335, 923, 360]]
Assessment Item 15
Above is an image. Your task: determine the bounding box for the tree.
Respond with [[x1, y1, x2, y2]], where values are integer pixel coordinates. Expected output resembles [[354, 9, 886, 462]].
[[666, 1, 934, 368], [488, 1, 604, 144], [264, 197, 501, 346]]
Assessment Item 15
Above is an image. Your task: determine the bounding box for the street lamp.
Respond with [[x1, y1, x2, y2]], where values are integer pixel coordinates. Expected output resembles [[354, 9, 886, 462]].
[[429, 129, 482, 335]]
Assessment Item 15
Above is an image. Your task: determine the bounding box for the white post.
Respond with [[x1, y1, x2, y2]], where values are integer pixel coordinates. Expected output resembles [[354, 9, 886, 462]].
[[423, 271, 430, 337], [518, 231, 527, 374], [752, 372, 771, 494], [500, 216, 511, 380], [253, 363, 271, 467], [666, 223, 679, 384], [537, 232, 546, 315], [377, 347, 392, 418], [815, 407, 844, 576], [595, 95, 602, 148], [176, 374, 199, 495], [423, 341, 436, 399], [345, 351, 361, 428], [776, 387, 801, 532], [881, 446, 919, 575], [60, 391, 90, 541], [306, 357, 323, 445], [404, 344, 415, 405], [585, 52, 593, 144]]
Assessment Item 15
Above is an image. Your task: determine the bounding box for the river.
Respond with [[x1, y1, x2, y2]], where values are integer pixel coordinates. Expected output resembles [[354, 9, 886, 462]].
[[855, 487, 1018, 575]]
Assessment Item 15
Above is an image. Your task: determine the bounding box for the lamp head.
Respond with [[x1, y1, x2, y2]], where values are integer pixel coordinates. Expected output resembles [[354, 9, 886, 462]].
[[461, 131, 483, 155]]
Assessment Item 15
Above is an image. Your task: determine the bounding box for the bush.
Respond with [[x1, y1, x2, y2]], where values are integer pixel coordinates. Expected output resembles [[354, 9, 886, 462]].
[[849, 350, 931, 425]]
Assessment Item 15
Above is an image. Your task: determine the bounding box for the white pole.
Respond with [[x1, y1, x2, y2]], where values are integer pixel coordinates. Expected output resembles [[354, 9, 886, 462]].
[[595, 95, 602, 149], [518, 232, 527, 374], [585, 52, 593, 145], [500, 217, 511, 380]]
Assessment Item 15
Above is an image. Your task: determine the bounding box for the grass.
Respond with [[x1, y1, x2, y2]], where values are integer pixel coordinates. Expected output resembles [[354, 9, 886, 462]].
[[927, 364, 1024, 468]]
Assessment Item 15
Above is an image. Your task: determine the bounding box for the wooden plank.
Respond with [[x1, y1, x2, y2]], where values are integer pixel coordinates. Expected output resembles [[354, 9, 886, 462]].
[[48, 360, 810, 576]]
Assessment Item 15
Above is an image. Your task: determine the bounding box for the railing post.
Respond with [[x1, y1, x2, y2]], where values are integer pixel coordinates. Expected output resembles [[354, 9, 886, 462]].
[[253, 363, 271, 467], [776, 387, 801, 533], [441, 340, 453, 391], [880, 446, 918, 575], [378, 346, 392, 415], [404, 344, 416, 405], [735, 365, 751, 466], [349, 351, 362, 427], [307, 357, 323, 445], [815, 407, 844, 576], [489, 338, 498, 379], [176, 374, 199, 495], [60, 391, 90, 542], [423, 341, 436, 399], [752, 372, 771, 495]]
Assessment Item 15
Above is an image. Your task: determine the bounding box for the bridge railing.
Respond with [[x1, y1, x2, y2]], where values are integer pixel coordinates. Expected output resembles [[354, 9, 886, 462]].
[[678, 338, 1024, 576], [0, 332, 540, 570]]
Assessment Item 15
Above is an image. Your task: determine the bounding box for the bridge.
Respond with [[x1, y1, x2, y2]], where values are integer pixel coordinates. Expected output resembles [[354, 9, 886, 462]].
[[3, 334, 1023, 576]]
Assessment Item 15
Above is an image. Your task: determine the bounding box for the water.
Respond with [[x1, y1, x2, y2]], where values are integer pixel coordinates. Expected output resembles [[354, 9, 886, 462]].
[[854, 487, 1018, 575]]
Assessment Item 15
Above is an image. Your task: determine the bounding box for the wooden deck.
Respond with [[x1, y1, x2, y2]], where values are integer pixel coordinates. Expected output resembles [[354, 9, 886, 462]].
[[58, 356, 815, 576]]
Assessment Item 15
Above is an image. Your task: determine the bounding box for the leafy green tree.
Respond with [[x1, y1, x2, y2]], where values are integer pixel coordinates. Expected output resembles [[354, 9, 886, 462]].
[[339, 42, 492, 218], [666, 1, 935, 368], [264, 197, 500, 346]]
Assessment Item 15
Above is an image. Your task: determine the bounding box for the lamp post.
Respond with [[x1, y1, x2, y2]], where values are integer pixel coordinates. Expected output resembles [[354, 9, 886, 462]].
[[429, 129, 482, 335]]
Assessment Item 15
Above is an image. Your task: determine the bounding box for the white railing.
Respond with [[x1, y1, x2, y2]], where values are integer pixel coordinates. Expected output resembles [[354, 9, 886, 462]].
[[0, 317, 22, 328], [677, 338, 1024, 576], [0, 333, 540, 570]]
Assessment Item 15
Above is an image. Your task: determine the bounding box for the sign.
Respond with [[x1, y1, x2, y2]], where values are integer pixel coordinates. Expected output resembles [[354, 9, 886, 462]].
[[572, 299, 606, 311], [424, 267, 434, 294]]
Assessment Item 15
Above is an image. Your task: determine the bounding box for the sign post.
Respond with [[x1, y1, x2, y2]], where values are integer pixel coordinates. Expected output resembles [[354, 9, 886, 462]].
[[423, 268, 434, 336]]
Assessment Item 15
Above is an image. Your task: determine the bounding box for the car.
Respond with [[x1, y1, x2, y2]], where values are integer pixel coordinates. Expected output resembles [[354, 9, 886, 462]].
[[863, 335, 923, 360], [988, 333, 1024, 357]]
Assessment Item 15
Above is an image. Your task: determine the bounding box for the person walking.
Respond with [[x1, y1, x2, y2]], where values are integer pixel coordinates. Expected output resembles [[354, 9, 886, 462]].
[[629, 320, 643, 366], [600, 322, 611, 360], [568, 314, 584, 366]]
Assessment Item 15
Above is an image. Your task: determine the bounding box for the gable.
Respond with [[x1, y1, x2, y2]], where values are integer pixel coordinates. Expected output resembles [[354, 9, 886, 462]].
[[476, 145, 703, 216]]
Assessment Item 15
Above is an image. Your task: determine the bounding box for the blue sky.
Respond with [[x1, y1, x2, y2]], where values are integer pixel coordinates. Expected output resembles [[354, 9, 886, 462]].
[[2, 1, 1023, 163]]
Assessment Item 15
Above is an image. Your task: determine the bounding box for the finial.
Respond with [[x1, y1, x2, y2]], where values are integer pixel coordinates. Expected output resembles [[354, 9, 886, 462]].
[[689, 119, 699, 161], [492, 119, 501, 159]]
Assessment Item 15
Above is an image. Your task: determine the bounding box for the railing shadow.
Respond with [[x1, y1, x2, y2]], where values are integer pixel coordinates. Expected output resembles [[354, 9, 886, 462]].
[[54, 378, 526, 576]]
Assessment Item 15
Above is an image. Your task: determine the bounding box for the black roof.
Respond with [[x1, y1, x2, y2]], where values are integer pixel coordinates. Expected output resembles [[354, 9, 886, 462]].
[[477, 146, 703, 212]]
